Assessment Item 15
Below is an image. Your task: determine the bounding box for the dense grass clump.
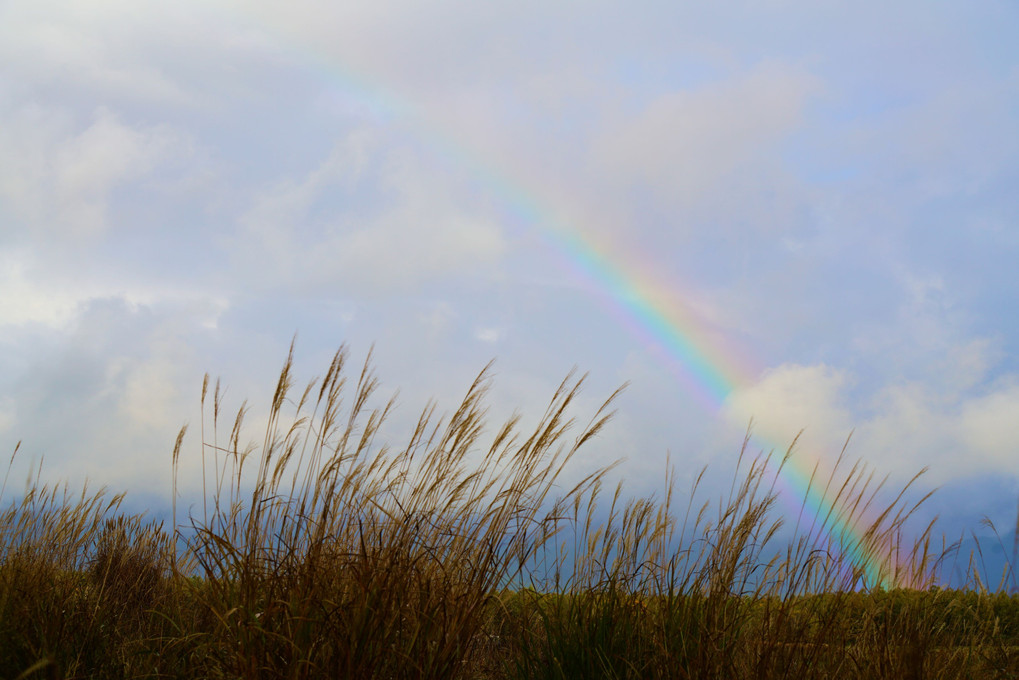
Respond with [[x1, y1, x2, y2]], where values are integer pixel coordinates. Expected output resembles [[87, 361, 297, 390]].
[[0, 343, 1016, 679]]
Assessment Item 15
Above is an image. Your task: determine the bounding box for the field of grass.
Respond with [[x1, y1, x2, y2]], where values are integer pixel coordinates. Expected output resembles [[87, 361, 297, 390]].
[[1, 343, 1017, 679]]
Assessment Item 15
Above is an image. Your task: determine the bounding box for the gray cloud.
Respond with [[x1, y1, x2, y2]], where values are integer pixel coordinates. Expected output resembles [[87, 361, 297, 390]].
[[0, 0, 1016, 541]]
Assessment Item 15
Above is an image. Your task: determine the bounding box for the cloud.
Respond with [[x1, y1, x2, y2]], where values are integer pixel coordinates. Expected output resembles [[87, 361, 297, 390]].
[[725, 346, 1019, 485], [234, 130, 506, 294], [0, 105, 187, 240], [853, 382, 959, 479], [0, 296, 214, 494], [225, 0, 586, 95], [0, 249, 85, 329], [0, 0, 1013, 543], [0, 0, 287, 107], [475, 328, 501, 343], [593, 62, 821, 221], [724, 363, 855, 458], [851, 374, 1019, 484], [115, 344, 191, 433], [417, 301, 456, 341], [0, 245, 231, 334], [958, 383, 1019, 468], [331, 210, 504, 288], [0, 1, 195, 105]]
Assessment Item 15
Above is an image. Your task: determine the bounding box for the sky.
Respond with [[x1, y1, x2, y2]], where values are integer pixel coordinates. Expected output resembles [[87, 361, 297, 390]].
[[1, 1, 1018, 563]]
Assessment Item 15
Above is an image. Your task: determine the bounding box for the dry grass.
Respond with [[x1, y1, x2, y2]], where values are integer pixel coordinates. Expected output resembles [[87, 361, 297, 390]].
[[0, 342, 1016, 679]]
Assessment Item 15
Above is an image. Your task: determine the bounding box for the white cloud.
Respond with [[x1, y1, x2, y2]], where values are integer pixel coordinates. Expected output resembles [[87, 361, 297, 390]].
[[593, 62, 821, 216], [334, 212, 504, 288], [0, 248, 230, 332], [725, 351, 1019, 485], [0, 0, 1013, 537], [936, 338, 1003, 394], [0, 0, 219, 106], [851, 375, 1018, 484], [0, 297, 215, 494], [114, 350, 188, 435], [223, 0, 579, 95], [235, 131, 506, 293], [724, 363, 855, 458], [417, 301, 456, 340], [853, 382, 959, 479], [0, 105, 186, 239], [475, 327, 501, 343], [0, 250, 83, 329], [958, 383, 1019, 468]]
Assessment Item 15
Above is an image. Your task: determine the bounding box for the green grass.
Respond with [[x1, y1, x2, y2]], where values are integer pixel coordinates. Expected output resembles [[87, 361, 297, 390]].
[[0, 342, 1016, 679]]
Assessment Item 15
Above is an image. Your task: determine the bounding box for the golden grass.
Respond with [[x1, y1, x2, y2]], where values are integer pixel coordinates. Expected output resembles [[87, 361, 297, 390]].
[[0, 341, 1015, 679]]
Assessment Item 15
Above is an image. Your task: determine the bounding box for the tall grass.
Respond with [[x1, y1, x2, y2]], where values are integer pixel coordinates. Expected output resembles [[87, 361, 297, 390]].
[[165, 342, 620, 679], [0, 342, 1016, 679]]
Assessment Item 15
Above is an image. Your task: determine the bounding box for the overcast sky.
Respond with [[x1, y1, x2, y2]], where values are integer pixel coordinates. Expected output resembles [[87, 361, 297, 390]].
[[1, 1, 1017, 544]]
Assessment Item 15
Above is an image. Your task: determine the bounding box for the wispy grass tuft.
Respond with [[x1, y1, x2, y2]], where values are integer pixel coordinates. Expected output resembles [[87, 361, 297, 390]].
[[0, 342, 1016, 678]]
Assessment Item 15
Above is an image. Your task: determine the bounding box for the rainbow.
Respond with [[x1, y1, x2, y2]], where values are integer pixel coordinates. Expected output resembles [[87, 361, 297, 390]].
[[533, 224, 904, 590], [218, 7, 904, 589]]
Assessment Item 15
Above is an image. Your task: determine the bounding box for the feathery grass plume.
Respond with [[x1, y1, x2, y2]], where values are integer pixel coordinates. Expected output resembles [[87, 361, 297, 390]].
[[167, 341, 621, 679], [1, 342, 1017, 678], [500, 426, 1012, 680], [0, 458, 174, 679]]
